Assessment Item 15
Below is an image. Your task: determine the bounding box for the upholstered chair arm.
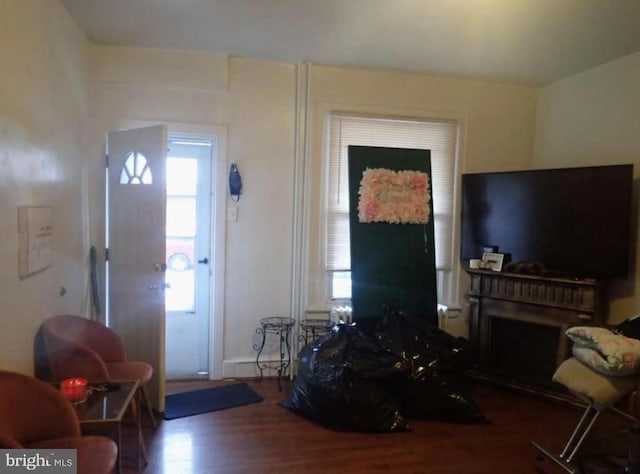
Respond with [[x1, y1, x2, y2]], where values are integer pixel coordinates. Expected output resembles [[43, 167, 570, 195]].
[[0, 371, 80, 446], [0, 434, 22, 448]]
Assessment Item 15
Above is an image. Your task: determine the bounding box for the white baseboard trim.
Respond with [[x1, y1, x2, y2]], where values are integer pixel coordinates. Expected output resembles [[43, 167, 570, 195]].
[[222, 357, 294, 379]]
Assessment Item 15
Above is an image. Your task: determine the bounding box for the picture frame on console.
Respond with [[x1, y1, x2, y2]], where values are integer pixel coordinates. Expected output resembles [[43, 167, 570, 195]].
[[481, 252, 505, 272]]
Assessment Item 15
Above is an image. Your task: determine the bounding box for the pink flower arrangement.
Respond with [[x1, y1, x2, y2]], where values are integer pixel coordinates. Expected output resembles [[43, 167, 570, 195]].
[[358, 168, 431, 224]]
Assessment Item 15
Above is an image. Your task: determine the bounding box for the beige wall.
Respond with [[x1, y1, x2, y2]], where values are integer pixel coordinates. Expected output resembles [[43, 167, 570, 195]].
[[8, 0, 635, 379], [534, 52, 640, 324], [0, 0, 91, 373], [0, 0, 539, 374], [305, 66, 539, 336], [89, 49, 297, 378], [220, 59, 296, 375]]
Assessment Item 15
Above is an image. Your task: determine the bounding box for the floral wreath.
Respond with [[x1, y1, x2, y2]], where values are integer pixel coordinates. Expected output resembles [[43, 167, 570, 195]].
[[358, 168, 431, 224]]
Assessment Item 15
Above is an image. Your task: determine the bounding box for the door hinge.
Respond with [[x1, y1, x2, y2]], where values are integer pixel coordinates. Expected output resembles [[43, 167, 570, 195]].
[[105, 248, 110, 262]]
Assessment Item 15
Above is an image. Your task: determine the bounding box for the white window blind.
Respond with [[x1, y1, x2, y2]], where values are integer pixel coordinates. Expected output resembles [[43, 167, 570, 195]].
[[326, 114, 457, 272]]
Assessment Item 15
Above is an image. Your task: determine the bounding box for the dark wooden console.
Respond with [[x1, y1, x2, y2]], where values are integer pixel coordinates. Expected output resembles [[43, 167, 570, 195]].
[[466, 269, 606, 396]]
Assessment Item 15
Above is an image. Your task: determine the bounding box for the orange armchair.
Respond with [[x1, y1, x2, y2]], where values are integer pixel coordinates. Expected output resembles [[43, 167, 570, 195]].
[[0, 370, 117, 474], [35, 314, 156, 427]]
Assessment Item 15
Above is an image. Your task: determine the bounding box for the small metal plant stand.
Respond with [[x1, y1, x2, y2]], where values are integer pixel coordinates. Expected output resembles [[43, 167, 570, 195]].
[[253, 317, 295, 390], [299, 318, 334, 346]]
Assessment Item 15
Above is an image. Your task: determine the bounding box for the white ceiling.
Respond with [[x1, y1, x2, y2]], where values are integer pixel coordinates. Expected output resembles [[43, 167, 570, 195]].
[[59, 0, 640, 86]]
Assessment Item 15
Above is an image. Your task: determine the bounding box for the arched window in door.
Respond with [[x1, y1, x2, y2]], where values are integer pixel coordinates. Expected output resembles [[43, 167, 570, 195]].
[[119, 151, 153, 184]]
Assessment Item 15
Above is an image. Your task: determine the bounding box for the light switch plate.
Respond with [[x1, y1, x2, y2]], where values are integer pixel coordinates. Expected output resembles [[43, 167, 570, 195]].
[[227, 206, 238, 222]]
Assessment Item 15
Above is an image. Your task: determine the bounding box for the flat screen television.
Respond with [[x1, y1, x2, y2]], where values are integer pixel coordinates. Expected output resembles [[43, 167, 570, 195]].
[[460, 164, 634, 280]]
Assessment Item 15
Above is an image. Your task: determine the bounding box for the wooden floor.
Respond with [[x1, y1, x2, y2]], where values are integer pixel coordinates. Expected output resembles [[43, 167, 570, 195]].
[[118, 378, 632, 474]]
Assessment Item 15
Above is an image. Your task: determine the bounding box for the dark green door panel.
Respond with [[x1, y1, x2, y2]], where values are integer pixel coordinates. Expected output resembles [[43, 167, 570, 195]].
[[348, 146, 438, 330]]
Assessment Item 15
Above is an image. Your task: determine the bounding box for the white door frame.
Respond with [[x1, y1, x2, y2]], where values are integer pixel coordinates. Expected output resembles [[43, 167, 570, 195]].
[[115, 119, 228, 380]]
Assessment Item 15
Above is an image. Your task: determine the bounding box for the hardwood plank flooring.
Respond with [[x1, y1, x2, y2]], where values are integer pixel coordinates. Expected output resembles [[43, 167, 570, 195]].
[[118, 379, 632, 473]]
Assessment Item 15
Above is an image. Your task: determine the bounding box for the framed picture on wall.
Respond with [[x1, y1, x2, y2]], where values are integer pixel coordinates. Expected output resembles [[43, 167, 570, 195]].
[[18, 206, 53, 278], [481, 252, 505, 272]]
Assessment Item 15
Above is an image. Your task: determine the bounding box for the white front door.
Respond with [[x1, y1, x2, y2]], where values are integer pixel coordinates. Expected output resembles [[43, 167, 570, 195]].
[[106, 124, 167, 411], [165, 137, 213, 379]]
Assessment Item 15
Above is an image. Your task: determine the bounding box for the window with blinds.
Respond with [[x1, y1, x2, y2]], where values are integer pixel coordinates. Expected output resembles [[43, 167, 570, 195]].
[[325, 114, 458, 299]]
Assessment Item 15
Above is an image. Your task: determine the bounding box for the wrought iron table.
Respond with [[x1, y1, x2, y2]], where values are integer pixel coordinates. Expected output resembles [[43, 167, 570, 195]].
[[299, 318, 334, 346], [253, 316, 295, 390]]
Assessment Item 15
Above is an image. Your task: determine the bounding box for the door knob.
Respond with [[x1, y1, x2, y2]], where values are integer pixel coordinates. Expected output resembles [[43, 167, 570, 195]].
[[198, 258, 209, 265]]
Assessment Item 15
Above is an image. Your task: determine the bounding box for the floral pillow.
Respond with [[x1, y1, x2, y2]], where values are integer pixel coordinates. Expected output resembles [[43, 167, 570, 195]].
[[566, 326, 640, 377]]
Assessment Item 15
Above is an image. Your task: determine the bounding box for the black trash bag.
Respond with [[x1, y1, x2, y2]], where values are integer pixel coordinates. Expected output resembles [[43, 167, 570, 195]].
[[375, 306, 473, 380], [280, 324, 410, 433], [616, 315, 640, 341], [399, 379, 489, 424], [376, 306, 489, 424], [302, 323, 406, 381]]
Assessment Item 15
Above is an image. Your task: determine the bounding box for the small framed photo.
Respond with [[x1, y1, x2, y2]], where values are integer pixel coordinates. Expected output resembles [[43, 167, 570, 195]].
[[481, 252, 505, 272]]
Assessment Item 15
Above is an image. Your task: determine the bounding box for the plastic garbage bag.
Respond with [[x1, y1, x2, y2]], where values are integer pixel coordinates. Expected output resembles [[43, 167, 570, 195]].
[[281, 309, 488, 430], [281, 324, 410, 433], [616, 315, 640, 341], [374, 306, 473, 380], [399, 378, 489, 424], [376, 306, 489, 424]]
